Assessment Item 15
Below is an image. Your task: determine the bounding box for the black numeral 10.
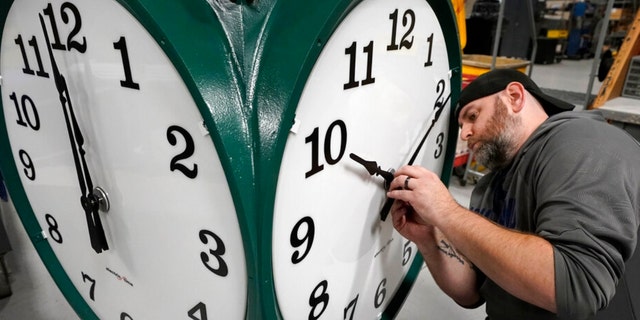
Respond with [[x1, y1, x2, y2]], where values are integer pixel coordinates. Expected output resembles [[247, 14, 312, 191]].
[[305, 120, 347, 178]]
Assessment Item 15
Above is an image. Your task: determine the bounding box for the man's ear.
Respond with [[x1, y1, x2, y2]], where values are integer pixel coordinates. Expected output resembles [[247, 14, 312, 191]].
[[505, 81, 526, 113]]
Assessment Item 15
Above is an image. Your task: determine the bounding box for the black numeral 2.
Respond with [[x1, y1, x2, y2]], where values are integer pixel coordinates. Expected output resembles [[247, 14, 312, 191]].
[[167, 125, 198, 179]]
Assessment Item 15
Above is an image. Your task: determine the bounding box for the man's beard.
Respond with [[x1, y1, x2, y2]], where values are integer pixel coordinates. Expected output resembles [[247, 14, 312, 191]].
[[473, 97, 521, 170]]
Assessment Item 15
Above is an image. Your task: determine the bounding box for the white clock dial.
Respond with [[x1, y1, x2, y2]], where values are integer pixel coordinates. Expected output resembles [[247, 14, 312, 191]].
[[272, 0, 452, 318], [1, 0, 246, 318]]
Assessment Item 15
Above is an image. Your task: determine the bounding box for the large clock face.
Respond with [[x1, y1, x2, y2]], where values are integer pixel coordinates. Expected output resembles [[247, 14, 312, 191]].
[[271, 0, 455, 318], [0, 0, 246, 318]]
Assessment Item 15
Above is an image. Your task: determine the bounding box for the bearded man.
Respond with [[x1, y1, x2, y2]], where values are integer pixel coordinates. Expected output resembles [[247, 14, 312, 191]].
[[387, 69, 640, 319]]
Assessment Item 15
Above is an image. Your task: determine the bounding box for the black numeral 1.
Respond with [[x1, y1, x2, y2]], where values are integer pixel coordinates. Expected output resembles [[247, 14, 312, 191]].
[[113, 37, 140, 90], [344, 41, 375, 90], [424, 33, 434, 67]]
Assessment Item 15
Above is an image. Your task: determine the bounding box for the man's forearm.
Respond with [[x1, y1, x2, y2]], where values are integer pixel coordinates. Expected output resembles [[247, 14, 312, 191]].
[[417, 226, 481, 307], [437, 205, 557, 313]]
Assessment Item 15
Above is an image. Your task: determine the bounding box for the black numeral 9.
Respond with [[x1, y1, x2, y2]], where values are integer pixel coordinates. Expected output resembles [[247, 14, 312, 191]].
[[290, 216, 315, 264], [18, 149, 36, 181]]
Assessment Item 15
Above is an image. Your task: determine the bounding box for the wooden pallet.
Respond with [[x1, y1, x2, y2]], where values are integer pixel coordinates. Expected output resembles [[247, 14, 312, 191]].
[[591, 9, 640, 108]]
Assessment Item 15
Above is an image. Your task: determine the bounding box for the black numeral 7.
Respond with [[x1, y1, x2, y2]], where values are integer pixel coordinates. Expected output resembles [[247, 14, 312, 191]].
[[81, 272, 96, 301]]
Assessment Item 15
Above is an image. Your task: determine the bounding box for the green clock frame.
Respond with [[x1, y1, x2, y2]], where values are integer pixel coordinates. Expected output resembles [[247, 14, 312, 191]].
[[252, 0, 461, 318], [0, 0, 257, 319]]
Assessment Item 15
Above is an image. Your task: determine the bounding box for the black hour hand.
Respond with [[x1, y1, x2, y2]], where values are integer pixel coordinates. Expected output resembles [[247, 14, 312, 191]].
[[349, 153, 394, 189]]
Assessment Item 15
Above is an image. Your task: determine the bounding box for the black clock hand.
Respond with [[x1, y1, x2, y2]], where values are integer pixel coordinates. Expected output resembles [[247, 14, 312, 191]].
[[349, 153, 394, 189], [39, 14, 109, 253], [378, 92, 452, 221]]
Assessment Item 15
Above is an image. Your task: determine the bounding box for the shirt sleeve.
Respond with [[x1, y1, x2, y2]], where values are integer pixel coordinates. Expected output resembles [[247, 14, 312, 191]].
[[532, 118, 640, 319]]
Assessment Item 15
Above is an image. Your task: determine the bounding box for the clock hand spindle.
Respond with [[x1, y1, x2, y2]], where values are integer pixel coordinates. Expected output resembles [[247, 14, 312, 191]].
[[378, 92, 451, 221], [39, 14, 109, 253]]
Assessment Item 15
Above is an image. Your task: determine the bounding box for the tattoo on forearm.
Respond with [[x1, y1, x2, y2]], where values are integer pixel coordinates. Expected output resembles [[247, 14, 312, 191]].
[[437, 240, 465, 265]]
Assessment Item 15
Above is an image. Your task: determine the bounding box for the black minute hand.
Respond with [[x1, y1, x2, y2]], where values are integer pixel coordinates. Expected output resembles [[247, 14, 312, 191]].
[[39, 14, 109, 253], [378, 92, 451, 221]]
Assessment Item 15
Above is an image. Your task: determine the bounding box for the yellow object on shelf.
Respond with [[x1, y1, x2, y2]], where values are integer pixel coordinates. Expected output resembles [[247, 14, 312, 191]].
[[546, 29, 568, 39], [462, 54, 530, 77]]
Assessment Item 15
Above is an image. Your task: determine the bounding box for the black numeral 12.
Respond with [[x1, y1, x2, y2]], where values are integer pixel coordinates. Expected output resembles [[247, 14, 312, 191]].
[[387, 9, 415, 51]]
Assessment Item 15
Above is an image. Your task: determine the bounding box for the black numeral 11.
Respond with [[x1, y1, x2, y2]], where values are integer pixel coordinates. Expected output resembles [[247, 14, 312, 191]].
[[343, 41, 375, 90], [14, 35, 49, 78]]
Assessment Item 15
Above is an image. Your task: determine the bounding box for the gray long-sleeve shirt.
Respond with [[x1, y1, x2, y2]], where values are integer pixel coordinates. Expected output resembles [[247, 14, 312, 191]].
[[469, 110, 640, 319]]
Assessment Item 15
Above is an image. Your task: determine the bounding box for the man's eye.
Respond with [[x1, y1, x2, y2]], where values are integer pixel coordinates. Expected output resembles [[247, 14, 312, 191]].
[[468, 112, 478, 121]]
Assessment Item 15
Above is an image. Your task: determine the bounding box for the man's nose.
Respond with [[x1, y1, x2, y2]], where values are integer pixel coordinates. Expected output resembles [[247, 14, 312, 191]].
[[460, 123, 472, 141]]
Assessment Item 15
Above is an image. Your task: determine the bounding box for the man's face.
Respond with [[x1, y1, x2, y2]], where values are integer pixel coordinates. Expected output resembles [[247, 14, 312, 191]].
[[459, 94, 522, 170]]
